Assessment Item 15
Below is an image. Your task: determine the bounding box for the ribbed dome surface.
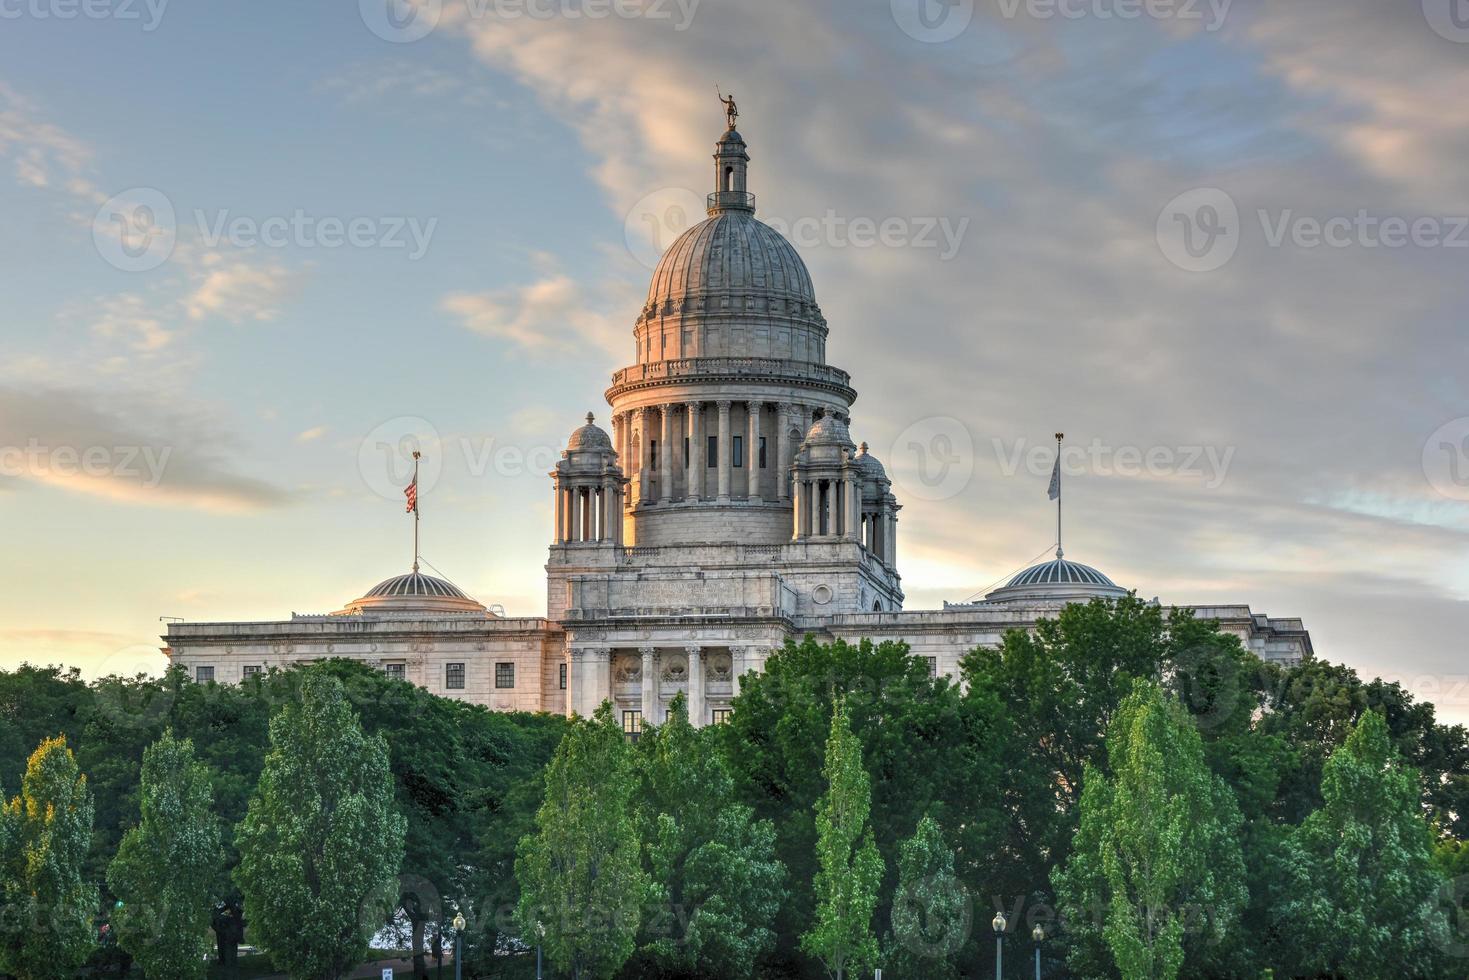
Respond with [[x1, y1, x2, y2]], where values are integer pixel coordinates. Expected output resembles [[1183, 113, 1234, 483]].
[[364, 572, 470, 599], [337, 570, 490, 616], [646, 211, 816, 310], [1006, 559, 1117, 588]]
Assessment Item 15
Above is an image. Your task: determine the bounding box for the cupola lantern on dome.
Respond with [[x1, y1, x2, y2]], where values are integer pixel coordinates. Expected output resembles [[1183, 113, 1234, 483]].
[[710, 91, 753, 214]]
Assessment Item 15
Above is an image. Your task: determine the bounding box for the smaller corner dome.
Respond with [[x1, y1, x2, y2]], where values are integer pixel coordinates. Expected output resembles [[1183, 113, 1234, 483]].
[[337, 570, 490, 616], [803, 413, 855, 448], [985, 556, 1129, 603], [854, 442, 887, 480], [567, 413, 613, 452]]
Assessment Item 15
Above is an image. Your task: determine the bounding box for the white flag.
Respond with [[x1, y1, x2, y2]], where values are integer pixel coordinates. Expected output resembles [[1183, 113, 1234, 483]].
[[1048, 456, 1060, 500]]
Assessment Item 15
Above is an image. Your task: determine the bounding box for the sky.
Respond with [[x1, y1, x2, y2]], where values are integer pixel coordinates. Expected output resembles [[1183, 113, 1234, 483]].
[[1, 0, 1467, 721]]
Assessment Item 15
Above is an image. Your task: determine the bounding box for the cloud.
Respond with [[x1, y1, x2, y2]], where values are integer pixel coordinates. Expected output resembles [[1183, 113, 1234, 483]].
[[441, 254, 627, 357], [296, 426, 328, 443], [0, 80, 91, 190], [0, 386, 292, 513], [186, 259, 304, 323]]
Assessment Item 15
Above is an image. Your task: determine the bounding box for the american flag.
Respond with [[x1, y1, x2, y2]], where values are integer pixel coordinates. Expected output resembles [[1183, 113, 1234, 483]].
[[404, 477, 417, 514]]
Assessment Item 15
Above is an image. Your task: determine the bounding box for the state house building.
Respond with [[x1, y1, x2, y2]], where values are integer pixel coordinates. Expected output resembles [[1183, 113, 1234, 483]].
[[166, 115, 1311, 731]]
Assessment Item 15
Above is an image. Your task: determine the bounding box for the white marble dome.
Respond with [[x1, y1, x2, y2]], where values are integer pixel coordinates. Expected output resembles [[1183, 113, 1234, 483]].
[[984, 557, 1129, 603], [336, 570, 490, 616], [566, 413, 612, 452], [645, 211, 817, 313], [631, 122, 829, 366]]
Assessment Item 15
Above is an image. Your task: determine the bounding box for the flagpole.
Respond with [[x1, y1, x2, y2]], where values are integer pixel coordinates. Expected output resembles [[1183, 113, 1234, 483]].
[[412, 451, 421, 573], [1054, 432, 1064, 559]]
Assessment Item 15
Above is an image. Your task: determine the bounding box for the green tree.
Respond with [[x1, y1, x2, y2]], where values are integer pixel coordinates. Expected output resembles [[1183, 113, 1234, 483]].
[[1054, 681, 1246, 980], [722, 636, 1006, 972], [106, 729, 221, 980], [801, 698, 883, 980], [886, 814, 967, 980], [0, 736, 98, 980], [516, 702, 647, 980], [234, 670, 407, 980], [1277, 709, 1453, 977], [629, 694, 784, 979]]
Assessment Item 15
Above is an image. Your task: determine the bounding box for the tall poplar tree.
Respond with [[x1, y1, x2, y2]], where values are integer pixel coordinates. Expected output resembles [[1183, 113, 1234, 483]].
[[801, 698, 883, 980], [107, 729, 221, 980], [1054, 681, 1246, 980], [887, 813, 968, 979], [630, 695, 783, 979], [234, 671, 406, 980], [0, 736, 97, 980], [515, 702, 648, 980], [1277, 709, 1453, 977]]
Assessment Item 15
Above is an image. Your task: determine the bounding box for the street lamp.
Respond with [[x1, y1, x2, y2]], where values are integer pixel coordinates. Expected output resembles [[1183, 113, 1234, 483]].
[[452, 913, 466, 980], [1032, 923, 1045, 980], [535, 920, 546, 979], [992, 911, 1007, 980]]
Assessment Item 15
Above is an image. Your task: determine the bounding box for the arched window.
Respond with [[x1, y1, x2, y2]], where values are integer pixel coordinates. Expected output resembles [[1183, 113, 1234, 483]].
[[724, 166, 734, 192]]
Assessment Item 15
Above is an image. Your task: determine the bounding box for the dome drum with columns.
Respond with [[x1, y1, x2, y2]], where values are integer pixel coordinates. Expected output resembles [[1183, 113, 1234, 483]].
[[163, 103, 1314, 724]]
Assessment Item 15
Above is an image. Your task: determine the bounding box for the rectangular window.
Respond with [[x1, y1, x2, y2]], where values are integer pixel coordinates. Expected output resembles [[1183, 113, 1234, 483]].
[[622, 710, 643, 740], [242, 665, 262, 679], [733, 435, 744, 468], [683, 437, 689, 467], [759, 436, 767, 468], [445, 663, 465, 690], [711, 708, 733, 725], [384, 663, 405, 681], [559, 663, 567, 690], [195, 666, 214, 684], [495, 662, 515, 689], [650, 439, 658, 465], [924, 656, 938, 679], [707, 435, 718, 468]]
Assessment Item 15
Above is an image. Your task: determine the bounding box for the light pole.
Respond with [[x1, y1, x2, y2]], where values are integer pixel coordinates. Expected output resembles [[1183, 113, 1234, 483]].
[[1032, 923, 1045, 980], [452, 913, 466, 980], [536, 921, 545, 980], [992, 911, 1007, 980]]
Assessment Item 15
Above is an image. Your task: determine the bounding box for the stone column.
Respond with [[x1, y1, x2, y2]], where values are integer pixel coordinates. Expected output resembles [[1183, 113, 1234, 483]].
[[659, 405, 674, 503], [791, 477, 804, 539], [597, 481, 609, 541], [584, 488, 596, 541], [686, 402, 702, 500], [731, 646, 746, 698], [716, 400, 732, 503], [776, 403, 791, 501], [553, 478, 564, 544], [640, 647, 657, 725], [847, 476, 862, 541], [637, 407, 653, 504], [613, 483, 625, 546], [746, 401, 761, 500], [807, 480, 818, 537], [888, 512, 898, 568], [686, 646, 704, 727]]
